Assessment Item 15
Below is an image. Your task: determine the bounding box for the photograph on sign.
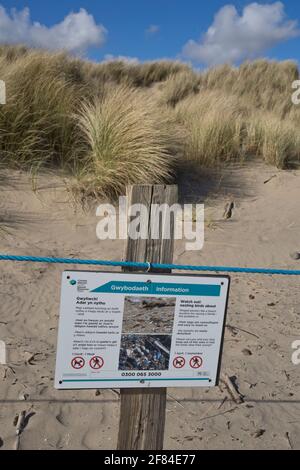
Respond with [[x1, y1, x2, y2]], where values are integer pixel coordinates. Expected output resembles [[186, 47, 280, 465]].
[[119, 334, 171, 371], [122, 296, 175, 333], [55, 271, 230, 389]]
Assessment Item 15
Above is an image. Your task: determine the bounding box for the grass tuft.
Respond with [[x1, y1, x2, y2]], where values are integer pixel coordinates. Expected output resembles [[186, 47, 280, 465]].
[[77, 85, 183, 198]]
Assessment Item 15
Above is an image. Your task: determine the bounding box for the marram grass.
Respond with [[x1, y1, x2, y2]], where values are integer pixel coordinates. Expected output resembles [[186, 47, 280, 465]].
[[0, 46, 299, 199]]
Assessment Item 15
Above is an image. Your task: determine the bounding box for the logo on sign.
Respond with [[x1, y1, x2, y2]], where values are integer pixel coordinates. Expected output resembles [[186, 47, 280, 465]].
[[189, 356, 203, 369], [71, 356, 85, 369], [89, 356, 104, 369], [173, 356, 185, 369]]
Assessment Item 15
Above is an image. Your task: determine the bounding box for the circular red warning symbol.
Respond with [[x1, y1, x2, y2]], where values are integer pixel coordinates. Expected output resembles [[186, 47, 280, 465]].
[[173, 356, 185, 369], [189, 356, 203, 369], [71, 356, 85, 369], [89, 356, 104, 370]]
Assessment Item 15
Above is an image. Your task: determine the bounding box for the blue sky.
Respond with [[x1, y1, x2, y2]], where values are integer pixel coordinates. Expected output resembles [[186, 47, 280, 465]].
[[0, 1, 300, 66]]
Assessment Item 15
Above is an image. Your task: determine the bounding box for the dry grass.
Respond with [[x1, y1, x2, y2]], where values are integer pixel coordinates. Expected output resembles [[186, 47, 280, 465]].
[[176, 91, 247, 165], [245, 113, 300, 168], [0, 46, 299, 198], [77, 85, 183, 198], [0, 50, 86, 171], [79, 58, 191, 89], [176, 91, 300, 169], [198, 60, 299, 116], [160, 70, 200, 107], [173, 60, 300, 168]]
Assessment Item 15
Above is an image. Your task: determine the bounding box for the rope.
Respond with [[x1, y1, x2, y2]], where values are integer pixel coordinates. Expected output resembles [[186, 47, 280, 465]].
[[0, 254, 300, 276]]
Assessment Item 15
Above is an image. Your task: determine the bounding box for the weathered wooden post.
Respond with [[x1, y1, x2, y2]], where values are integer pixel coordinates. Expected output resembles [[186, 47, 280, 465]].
[[117, 184, 178, 450]]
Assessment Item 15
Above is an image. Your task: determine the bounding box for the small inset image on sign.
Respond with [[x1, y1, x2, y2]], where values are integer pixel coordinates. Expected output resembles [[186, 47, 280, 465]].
[[119, 334, 171, 371], [122, 296, 176, 334]]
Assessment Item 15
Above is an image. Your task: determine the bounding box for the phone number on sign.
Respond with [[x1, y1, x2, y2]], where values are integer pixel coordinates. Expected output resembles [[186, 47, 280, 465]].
[[121, 372, 162, 377]]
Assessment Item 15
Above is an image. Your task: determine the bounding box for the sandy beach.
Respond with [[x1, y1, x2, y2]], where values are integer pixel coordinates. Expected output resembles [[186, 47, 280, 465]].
[[0, 161, 300, 450], [122, 297, 176, 334]]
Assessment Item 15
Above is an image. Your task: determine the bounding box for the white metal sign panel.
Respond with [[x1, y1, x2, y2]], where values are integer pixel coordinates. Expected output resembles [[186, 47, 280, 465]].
[[55, 271, 230, 389]]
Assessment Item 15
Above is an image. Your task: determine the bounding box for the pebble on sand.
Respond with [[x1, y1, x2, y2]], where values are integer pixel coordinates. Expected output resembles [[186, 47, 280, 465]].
[[242, 348, 253, 356], [252, 429, 266, 438]]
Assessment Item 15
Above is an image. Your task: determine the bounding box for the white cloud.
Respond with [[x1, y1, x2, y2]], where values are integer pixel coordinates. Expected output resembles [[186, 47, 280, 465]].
[[0, 6, 107, 54], [103, 54, 139, 65], [145, 24, 160, 35], [182, 2, 299, 66]]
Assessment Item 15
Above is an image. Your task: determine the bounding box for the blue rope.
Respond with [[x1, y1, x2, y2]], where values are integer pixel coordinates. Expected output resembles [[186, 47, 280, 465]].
[[0, 254, 300, 276]]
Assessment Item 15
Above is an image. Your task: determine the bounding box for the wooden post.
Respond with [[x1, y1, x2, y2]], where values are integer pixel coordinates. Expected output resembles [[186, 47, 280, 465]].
[[117, 184, 178, 450]]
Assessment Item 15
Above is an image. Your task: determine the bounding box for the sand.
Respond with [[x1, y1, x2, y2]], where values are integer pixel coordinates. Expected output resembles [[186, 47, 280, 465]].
[[122, 297, 176, 334], [0, 161, 300, 450]]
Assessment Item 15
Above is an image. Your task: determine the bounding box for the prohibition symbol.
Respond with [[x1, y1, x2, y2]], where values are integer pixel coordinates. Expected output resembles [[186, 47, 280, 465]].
[[89, 356, 104, 370], [71, 356, 85, 369], [173, 356, 185, 368], [189, 356, 203, 369]]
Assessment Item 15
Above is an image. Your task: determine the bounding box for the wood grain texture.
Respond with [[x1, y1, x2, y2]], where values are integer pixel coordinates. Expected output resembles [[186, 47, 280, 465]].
[[117, 184, 178, 450], [117, 388, 167, 450], [123, 184, 178, 272]]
